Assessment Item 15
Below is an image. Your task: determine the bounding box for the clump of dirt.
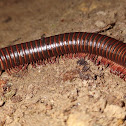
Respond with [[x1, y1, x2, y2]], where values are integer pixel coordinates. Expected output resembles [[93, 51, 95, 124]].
[[0, 0, 126, 126]]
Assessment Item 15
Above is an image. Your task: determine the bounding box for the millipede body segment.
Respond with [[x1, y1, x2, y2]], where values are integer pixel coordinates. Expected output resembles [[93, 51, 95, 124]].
[[0, 32, 125, 80]]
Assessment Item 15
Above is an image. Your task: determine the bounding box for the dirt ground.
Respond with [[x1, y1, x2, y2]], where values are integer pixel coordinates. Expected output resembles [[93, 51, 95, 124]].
[[0, 0, 126, 126]]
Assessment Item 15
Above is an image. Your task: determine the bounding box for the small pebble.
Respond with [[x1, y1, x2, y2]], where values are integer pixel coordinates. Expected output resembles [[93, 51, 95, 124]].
[[67, 112, 92, 126], [104, 105, 126, 119], [97, 11, 106, 16], [11, 95, 22, 103], [95, 20, 105, 28]]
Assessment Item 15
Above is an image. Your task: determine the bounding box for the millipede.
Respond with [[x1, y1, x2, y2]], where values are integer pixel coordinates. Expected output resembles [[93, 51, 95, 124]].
[[0, 32, 125, 80]]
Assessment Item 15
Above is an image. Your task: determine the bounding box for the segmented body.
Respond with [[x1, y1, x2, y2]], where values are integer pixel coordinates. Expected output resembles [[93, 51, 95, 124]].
[[0, 32, 126, 79]]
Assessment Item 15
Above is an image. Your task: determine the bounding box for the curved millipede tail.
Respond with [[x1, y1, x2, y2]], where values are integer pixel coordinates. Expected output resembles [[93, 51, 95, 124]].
[[0, 32, 125, 80]]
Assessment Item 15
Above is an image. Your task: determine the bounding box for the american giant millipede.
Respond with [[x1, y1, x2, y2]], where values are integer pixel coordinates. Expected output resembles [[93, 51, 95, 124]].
[[0, 32, 125, 80]]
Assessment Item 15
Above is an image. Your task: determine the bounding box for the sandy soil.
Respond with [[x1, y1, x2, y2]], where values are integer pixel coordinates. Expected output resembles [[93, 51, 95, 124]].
[[0, 0, 126, 126]]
